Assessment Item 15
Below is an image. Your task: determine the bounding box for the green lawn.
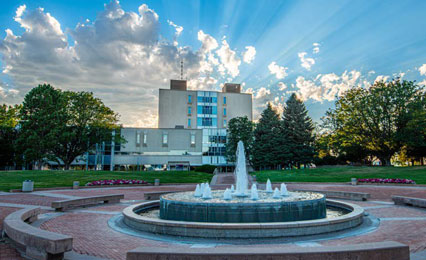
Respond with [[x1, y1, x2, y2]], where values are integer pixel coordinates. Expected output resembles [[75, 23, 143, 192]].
[[0, 170, 213, 192], [254, 166, 426, 184]]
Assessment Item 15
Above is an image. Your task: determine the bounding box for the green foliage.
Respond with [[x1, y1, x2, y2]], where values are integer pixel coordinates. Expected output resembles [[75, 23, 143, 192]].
[[51, 91, 122, 169], [0, 170, 213, 192], [323, 79, 423, 166], [0, 104, 22, 168], [254, 166, 426, 184], [17, 84, 66, 168], [225, 116, 254, 162], [251, 103, 282, 169], [194, 164, 217, 174], [282, 93, 315, 167], [16, 84, 123, 169]]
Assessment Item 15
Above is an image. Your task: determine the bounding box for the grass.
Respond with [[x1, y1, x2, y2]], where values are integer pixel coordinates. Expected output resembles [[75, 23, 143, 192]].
[[253, 166, 426, 184], [0, 170, 213, 192]]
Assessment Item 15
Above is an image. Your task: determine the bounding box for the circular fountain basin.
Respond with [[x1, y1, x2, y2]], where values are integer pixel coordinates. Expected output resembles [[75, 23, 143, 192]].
[[160, 191, 326, 223], [122, 199, 364, 239]]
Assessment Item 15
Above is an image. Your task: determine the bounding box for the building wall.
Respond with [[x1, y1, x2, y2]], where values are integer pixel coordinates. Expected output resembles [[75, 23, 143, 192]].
[[159, 89, 252, 129], [158, 89, 197, 128]]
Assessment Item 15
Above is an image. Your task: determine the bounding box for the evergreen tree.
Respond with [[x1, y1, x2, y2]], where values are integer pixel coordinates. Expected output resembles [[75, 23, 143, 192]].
[[225, 116, 254, 163], [282, 93, 315, 168], [252, 103, 282, 170]]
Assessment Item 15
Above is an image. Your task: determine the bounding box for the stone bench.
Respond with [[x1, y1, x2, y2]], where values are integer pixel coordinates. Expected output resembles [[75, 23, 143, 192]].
[[144, 191, 177, 200], [51, 194, 124, 211], [392, 196, 426, 208], [127, 241, 409, 260], [3, 207, 73, 260], [296, 189, 370, 201]]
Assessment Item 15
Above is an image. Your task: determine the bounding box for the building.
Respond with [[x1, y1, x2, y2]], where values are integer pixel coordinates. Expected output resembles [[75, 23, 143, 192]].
[[72, 80, 252, 171]]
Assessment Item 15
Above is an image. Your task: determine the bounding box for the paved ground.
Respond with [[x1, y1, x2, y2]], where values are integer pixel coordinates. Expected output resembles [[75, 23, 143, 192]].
[[0, 183, 425, 260]]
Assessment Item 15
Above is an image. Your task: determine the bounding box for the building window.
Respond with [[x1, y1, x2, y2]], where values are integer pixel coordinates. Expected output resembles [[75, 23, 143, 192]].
[[223, 108, 227, 116], [191, 134, 196, 146], [188, 106, 191, 115], [224, 119, 227, 127], [188, 95, 192, 103], [143, 133, 147, 146], [188, 118, 191, 128], [223, 96, 226, 104], [136, 133, 141, 145], [162, 133, 168, 146]]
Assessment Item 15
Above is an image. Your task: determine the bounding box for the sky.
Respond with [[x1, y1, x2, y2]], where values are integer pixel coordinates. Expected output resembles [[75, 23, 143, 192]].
[[0, 0, 426, 127]]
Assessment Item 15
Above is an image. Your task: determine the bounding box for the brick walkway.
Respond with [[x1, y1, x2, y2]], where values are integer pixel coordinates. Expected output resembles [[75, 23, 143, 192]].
[[0, 184, 425, 259]]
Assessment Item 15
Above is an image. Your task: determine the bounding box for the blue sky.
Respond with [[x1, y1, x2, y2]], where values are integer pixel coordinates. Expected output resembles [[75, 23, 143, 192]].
[[1, 0, 426, 126]]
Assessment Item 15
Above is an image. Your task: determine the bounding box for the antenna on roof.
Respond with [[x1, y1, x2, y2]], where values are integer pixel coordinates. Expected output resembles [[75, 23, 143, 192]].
[[180, 59, 184, 80]]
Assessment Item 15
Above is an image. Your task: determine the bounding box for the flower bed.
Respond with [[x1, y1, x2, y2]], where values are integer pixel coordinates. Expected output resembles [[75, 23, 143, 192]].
[[357, 178, 416, 184], [86, 179, 148, 186]]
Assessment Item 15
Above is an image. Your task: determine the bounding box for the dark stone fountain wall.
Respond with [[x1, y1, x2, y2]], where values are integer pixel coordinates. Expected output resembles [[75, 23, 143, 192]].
[[159, 196, 326, 223]]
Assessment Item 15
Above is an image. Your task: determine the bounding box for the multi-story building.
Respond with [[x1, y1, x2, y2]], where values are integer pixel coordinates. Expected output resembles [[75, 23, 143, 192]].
[[159, 80, 252, 165], [71, 79, 252, 170]]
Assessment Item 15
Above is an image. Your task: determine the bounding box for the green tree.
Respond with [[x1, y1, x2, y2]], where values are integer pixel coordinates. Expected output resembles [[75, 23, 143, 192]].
[[51, 91, 122, 170], [252, 103, 282, 170], [324, 79, 422, 166], [17, 84, 66, 169], [225, 116, 254, 163], [282, 94, 315, 168], [0, 104, 21, 168]]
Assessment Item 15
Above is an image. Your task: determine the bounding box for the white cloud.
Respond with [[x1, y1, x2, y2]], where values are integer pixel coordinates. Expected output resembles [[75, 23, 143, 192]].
[[242, 46, 256, 64], [254, 87, 271, 100], [312, 42, 320, 54], [374, 75, 389, 83], [0, 1, 249, 127], [294, 70, 362, 102], [216, 39, 241, 78], [167, 20, 183, 46], [419, 64, 426, 76], [278, 82, 287, 91], [268, 62, 288, 79], [298, 52, 315, 70]]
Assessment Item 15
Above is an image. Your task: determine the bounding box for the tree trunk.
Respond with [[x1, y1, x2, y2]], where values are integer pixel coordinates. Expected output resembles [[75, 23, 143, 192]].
[[64, 163, 70, 170]]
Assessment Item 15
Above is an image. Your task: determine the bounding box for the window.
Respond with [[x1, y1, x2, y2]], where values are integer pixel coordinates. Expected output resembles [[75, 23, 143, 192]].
[[188, 95, 192, 103], [224, 119, 227, 127], [136, 133, 141, 144], [143, 133, 147, 145], [223, 96, 226, 104], [223, 108, 227, 116], [162, 133, 168, 145], [191, 134, 196, 145], [188, 118, 191, 127], [188, 106, 191, 115]]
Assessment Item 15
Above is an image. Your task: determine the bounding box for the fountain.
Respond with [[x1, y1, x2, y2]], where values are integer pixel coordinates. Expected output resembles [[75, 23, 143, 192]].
[[122, 140, 365, 239]]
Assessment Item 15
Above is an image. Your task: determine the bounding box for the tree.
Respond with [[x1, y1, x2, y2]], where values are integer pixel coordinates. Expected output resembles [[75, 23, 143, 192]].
[[225, 116, 254, 163], [17, 84, 66, 169], [51, 91, 122, 170], [251, 103, 282, 170], [0, 104, 21, 169], [324, 79, 423, 166], [282, 94, 315, 168]]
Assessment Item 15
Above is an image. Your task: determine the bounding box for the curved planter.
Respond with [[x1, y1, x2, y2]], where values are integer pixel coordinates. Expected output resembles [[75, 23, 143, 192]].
[[122, 199, 364, 239]]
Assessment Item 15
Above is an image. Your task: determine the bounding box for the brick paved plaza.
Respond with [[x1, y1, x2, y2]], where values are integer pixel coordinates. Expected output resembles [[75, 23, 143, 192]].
[[1, 183, 425, 260]]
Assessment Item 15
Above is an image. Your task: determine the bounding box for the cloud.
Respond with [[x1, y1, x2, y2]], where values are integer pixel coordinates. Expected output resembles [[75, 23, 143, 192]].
[[254, 87, 271, 99], [242, 46, 256, 64], [294, 70, 362, 102], [0, 1, 249, 127], [278, 82, 287, 91], [167, 20, 183, 46], [268, 62, 288, 79], [374, 75, 389, 83], [216, 38, 241, 78], [419, 64, 426, 76], [298, 52, 315, 70], [312, 42, 320, 54]]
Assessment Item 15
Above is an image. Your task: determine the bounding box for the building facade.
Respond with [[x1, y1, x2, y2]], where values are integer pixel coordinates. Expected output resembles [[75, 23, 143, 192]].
[[72, 80, 252, 170]]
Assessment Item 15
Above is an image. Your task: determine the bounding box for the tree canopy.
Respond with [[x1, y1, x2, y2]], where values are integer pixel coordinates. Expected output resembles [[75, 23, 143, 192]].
[[225, 116, 254, 163]]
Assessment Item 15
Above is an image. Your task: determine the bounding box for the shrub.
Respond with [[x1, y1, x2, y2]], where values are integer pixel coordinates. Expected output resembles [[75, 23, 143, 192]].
[[194, 164, 217, 174]]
